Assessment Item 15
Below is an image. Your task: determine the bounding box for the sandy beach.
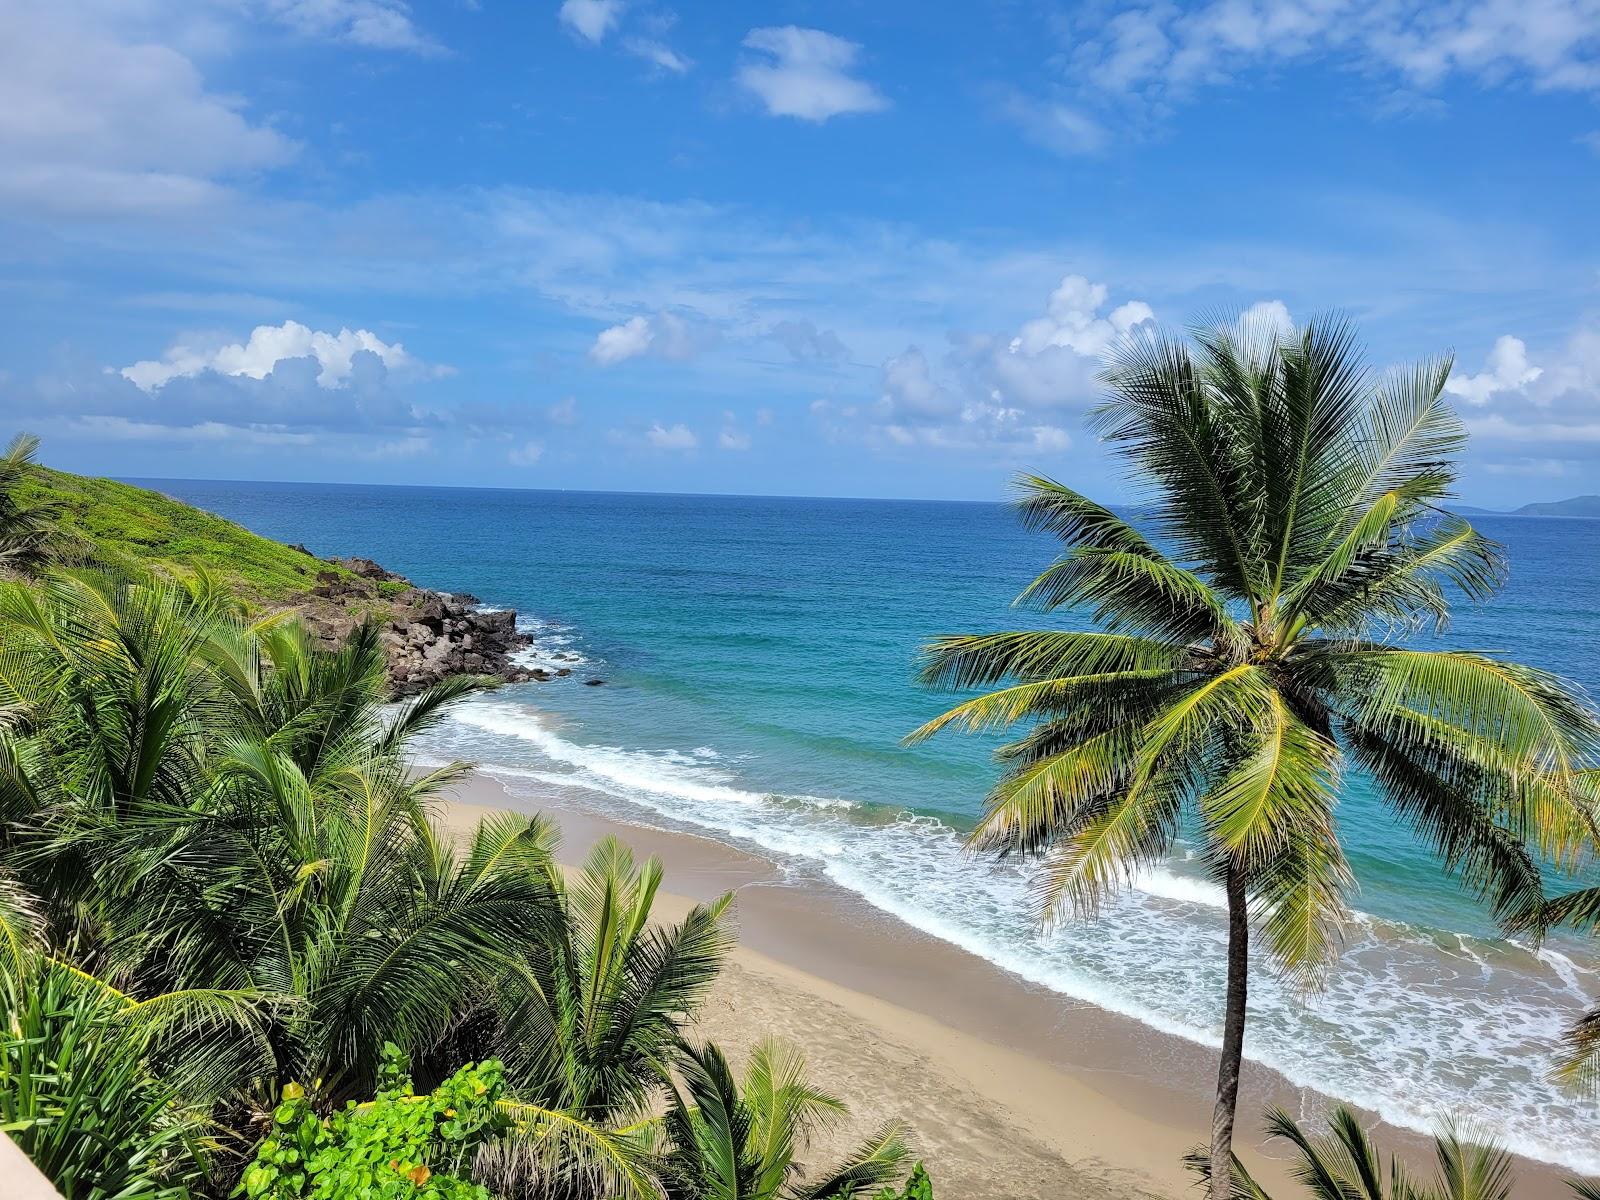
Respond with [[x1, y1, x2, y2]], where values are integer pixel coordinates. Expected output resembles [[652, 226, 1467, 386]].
[[442, 769, 1577, 1200]]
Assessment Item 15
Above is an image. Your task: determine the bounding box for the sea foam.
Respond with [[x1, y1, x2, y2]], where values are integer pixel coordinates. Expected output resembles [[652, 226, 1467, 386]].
[[437, 697, 1600, 1175]]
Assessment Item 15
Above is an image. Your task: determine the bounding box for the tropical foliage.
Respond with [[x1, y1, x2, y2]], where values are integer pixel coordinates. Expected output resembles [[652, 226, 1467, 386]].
[[1186, 1105, 1516, 1200], [0, 441, 919, 1200], [10, 453, 365, 603], [910, 315, 1600, 1198], [241, 1046, 505, 1200], [0, 433, 61, 574], [872, 1163, 930, 1200], [658, 1040, 909, 1200]]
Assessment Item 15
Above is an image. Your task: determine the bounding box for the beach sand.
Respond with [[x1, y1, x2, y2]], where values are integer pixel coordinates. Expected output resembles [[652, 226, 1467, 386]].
[[442, 770, 1577, 1200]]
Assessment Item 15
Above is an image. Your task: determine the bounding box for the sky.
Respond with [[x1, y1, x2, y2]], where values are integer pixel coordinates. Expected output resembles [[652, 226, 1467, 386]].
[[2, 0, 1598, 505]]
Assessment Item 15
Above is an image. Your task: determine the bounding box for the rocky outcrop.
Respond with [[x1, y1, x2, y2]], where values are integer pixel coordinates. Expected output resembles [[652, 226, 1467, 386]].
[[285, 554, 540, 696]]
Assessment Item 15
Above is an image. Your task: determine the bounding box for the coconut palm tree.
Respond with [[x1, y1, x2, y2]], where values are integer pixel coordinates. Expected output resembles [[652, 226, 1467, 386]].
[[658, 1039, 910, 1200], [490, 835, 735, 1121], [0, 433, 61, 575], [909, 315, 1600, 1198], [1520, 791, 1600, 1096], [1187, 1105, 1515, 1200], [0, 875, 269, 1200], [0, 569, 562, 1105]]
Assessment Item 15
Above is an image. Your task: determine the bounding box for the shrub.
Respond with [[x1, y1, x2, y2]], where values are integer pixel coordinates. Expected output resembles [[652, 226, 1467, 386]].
[[873, 1161, 931, 1200], [239, 1046, 508, 1200]]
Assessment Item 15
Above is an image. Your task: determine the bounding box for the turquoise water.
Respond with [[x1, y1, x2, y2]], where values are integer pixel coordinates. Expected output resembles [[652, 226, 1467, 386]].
[[144, 480, 1600, 1170]]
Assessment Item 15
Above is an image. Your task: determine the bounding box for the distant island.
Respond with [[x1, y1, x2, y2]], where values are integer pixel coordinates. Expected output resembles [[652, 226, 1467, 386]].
[[1452, 495, 1600, 518]]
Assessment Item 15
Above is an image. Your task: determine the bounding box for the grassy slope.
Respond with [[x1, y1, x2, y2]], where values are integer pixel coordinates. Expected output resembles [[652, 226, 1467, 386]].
[[17, 466, 361, 605]]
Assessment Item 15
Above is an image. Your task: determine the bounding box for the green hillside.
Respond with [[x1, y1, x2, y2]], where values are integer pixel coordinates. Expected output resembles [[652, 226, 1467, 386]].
[[16, 466, 358, 604], [1514, 494, 1600, 518]]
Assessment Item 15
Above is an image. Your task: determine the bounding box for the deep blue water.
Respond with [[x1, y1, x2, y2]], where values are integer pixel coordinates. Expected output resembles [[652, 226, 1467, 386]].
[[139, 478, 1600, 1169]]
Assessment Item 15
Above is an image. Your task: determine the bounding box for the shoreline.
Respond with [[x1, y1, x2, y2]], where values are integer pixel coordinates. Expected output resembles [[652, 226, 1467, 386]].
[[442, 768, 1576, 1200]]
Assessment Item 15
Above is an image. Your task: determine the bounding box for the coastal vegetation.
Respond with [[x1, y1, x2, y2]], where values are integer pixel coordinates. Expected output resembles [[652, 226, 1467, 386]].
[[11, 451, 359, 603], [1188, 1106, 1516, 1200], [911, 316, 1600, 1198], [0, 441, 916, 1198]]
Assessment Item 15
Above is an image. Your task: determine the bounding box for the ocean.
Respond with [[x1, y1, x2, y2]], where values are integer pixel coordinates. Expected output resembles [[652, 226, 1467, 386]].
[[143, 479, 1600, 1172]]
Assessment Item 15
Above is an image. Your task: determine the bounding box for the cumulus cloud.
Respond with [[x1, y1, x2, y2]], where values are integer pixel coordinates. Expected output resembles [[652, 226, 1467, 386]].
[[261, 0, 440, 54], [737, 26, 889, 121], [644, 421, 698, 451], [768, 319, 849, 362], [121, 320, 431, 391], [849, 273, 1155, 458], [1446, 335, 1543, 405], [559, 0, 623, 44], [880, 347, 959, 419], [588, 311, 715, 365], [508, 439, 545, 466], [1445, 326, 1600, 473], [0, 1, 298, 217], [1008, 276, 1154, 359]]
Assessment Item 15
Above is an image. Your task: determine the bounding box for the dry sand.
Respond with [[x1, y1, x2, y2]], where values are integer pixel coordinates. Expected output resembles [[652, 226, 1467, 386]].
[[442, 770, 1578, 1200]]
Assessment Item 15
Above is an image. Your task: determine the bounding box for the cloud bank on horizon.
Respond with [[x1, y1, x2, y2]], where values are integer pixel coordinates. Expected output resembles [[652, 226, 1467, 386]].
[[0, 0, 1596, 504]]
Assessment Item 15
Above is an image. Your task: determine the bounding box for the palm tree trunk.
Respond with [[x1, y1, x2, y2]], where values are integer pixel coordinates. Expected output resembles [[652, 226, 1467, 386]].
[[1209, 861, 1249, 1200]]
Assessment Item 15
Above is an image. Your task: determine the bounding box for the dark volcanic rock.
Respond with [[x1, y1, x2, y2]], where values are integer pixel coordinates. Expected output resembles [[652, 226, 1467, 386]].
[[283, 556, 537, 696]]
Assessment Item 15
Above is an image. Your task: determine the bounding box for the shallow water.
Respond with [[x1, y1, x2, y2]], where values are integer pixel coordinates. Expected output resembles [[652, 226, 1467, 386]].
[[144, 479, 1600, 1172]]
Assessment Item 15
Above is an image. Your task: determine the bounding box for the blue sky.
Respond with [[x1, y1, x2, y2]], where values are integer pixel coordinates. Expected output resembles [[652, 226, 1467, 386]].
[[2, 0, 1598, 505]]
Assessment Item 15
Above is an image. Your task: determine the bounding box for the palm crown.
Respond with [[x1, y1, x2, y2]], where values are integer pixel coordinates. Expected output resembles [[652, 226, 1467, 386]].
[[911, 314, 1600, 1197]]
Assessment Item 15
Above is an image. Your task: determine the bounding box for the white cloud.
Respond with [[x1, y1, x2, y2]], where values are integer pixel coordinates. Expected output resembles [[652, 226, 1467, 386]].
[[590, 316, 654, 365], [69, 415, 317, 446], [588, 311, 714, 365], [717, 411, 753, 450], [1447, 335, 1544, 405], [626, 38, 691, 73], [1008, 275, 1153, 358], [881, 347, 958, 418], [361, 434, 432, 459], [857, 274, 1152, 457], [0, 1, 297, 216], [1000, 95, 1108, 156], [738, 26, 888, 121], [508, 439, 545, 466], [1068, 0, 1600, 100], [1238, 299, 1294, 340], [121, 320, 429, 391], [768, 319, 849, 362], [559, 0, 623, 44], [1445, 326, 1600, 472], [261, 0, 440, 54], [644, 421, 698, 451]]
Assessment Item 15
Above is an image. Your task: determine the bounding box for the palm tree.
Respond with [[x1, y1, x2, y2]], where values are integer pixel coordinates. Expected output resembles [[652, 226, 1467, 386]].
[[909, 315, 1600, 1198], [0, 875, 269, 1200], [454, 836, 736, 1200], [1519, 780, 1600, 1095], [491, 836, 734, 1121], [1187, 1105, 1514, 1200], [0, 569, 562, 1105], [659, 1039, 910, 1200], [0, 433, 61, 575]]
